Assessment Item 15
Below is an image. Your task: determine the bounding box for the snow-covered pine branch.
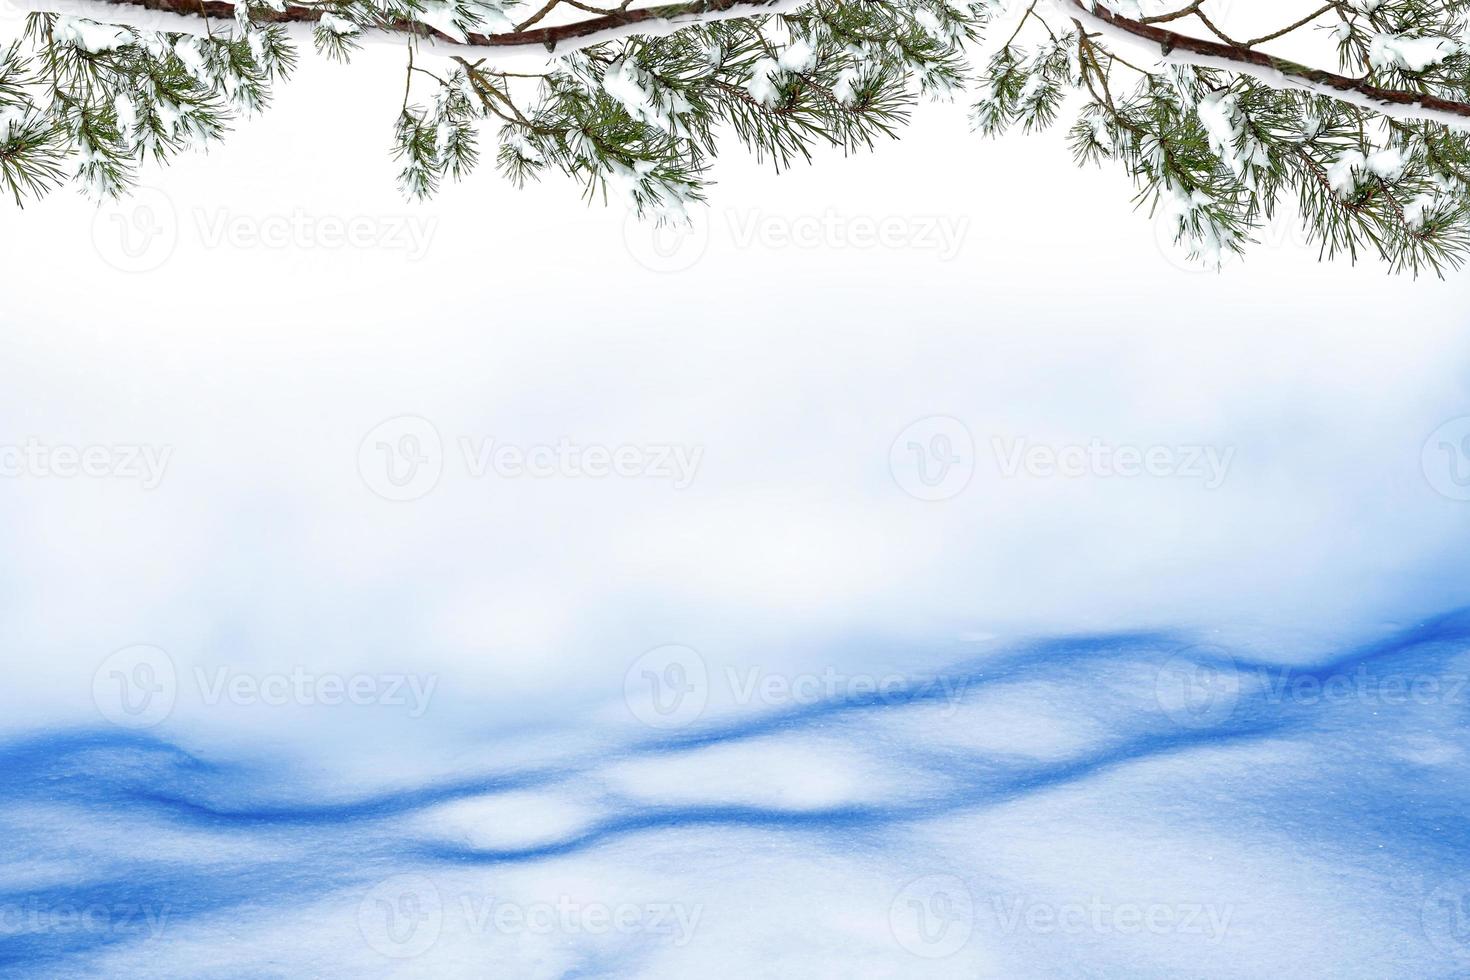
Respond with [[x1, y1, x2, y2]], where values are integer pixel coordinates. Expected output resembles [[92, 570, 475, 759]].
[[1051, 0, 1470, 128], [4, 0, 1470, 272], [12, 0, 813, 55]]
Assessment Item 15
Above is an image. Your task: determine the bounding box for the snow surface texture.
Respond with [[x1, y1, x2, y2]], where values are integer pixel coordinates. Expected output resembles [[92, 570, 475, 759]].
[[4, 612, 1470, 977]]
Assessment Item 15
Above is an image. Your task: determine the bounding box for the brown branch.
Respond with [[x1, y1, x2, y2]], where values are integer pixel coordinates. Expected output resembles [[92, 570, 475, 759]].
[[61, 0, 793, 50], [1059, 0, 1470, 124]]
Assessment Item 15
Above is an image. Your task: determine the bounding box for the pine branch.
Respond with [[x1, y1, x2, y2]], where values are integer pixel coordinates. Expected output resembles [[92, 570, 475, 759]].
[[16, 0, 814, 54], [1052, 0, 1470, 129], [6, 0, 1470, 274]]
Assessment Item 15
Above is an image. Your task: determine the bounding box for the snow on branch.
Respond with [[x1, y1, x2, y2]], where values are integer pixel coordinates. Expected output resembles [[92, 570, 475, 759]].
[[1051, 0, 1470, 130], [13, 0, 814, 57], [5, 0, 1470, 273]]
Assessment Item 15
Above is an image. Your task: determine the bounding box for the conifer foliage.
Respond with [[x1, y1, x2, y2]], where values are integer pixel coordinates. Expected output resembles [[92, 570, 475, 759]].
[[4, 0, 1470, 271]]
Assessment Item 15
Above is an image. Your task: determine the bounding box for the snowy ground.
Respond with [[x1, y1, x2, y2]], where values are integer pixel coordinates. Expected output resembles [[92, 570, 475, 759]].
[[5, 615, 1470, 977]]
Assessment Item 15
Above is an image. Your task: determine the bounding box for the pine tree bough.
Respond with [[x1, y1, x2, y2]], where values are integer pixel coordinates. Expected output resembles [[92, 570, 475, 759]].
[[5, 0, 1470, 273], [32, 0, 805, 52], [1057, 0, 1470, 126]]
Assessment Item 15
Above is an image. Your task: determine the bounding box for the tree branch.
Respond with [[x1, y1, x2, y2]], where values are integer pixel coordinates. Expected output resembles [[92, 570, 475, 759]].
[[1051, 0, 1470, 130], [15, 0, 810, 56]]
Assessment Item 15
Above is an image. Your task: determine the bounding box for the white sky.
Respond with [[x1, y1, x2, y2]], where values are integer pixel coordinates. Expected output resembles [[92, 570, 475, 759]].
[[2, 15, 1470, 741]]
